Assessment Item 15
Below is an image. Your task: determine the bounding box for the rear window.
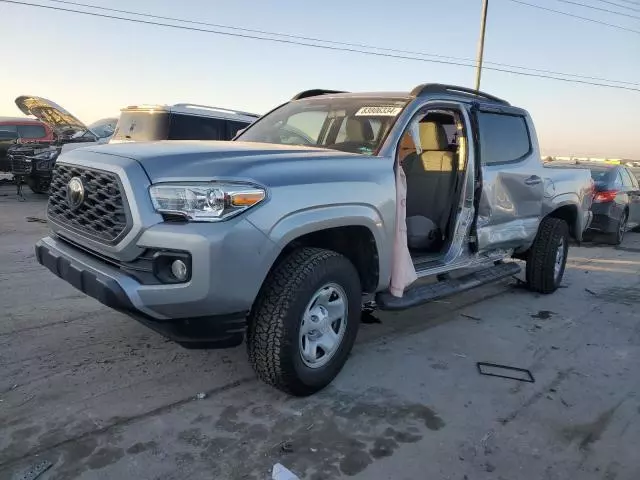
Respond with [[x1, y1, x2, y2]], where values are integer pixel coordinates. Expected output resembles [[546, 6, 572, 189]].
[[0, 125, 18, 133], [590, 169, 611, 184], [17, 124, 46, 138], [111, 111, 170, 142], [168, 114, 233, 141], [477, 112, 531, 165], [228, 120, 251, 138]]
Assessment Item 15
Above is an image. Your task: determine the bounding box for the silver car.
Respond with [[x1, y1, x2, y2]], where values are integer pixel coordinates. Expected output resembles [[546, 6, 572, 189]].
[[36, 83, 594, 395]]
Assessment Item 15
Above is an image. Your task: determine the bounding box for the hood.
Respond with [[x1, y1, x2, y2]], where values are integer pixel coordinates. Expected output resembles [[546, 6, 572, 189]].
[[15, 95, 87, 137], [75, 140, 365, 184]]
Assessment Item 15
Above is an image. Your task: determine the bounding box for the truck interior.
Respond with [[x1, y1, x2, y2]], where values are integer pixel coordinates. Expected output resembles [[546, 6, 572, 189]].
[[399, 109, 468, 262]]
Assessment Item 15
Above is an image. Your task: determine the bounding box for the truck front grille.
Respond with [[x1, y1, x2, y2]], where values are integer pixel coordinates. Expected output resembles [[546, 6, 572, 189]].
[[47, 163, 131, 244]]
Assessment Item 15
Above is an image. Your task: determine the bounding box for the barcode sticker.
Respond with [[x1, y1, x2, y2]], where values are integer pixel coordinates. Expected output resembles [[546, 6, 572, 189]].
[[355, 106, 403, 116]]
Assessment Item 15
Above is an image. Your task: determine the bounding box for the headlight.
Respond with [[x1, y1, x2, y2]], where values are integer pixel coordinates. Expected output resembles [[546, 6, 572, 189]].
[[149, 182, 266, 222], [32, 150, 59, 161]]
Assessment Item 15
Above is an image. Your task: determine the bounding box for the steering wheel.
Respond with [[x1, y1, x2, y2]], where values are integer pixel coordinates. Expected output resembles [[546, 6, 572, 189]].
[[277, 130, 313, 146]]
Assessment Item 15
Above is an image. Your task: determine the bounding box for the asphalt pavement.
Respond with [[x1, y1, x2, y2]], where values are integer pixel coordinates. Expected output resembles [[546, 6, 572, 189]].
[[1, 185, 639, 480]]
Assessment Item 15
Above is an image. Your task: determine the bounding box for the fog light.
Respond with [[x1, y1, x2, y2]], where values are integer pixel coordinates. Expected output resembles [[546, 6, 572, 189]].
[[171, 259, 188, 281]]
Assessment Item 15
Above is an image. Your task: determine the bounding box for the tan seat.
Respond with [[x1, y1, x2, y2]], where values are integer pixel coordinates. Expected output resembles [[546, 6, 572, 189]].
[[404, 122, 456, 249], [344, 117, 374, 143]]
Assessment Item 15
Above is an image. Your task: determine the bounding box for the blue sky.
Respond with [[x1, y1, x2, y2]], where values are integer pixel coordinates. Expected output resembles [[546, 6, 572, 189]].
[[1, 0, 639, 158]]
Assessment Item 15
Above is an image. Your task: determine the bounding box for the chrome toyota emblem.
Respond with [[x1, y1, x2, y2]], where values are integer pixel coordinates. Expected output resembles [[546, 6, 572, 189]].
[[66, 177, 85, 210]]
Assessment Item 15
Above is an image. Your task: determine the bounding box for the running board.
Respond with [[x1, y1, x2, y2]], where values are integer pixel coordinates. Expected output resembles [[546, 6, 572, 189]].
[[375, 262, 521, 311]]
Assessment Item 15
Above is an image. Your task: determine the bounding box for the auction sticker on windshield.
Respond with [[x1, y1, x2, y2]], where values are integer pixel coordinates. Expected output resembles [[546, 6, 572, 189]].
[[355, 106, 403, 116]]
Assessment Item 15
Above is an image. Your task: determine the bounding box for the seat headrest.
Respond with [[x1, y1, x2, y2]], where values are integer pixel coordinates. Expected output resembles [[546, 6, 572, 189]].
[[418, 122, 448, 151], [346, 117, 374, 142], [398, 132, 415, 163]]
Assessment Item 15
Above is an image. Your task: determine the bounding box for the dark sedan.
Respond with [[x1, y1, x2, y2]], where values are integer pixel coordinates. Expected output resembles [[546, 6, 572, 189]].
[[587, 164, 640, 244]]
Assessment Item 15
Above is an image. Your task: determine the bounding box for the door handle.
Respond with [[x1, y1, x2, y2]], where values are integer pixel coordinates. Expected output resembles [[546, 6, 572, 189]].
[[524, 175, 542, 186]]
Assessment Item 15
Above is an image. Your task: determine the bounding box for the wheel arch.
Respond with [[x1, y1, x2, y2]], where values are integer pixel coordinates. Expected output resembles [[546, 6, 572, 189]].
[[263, 205, 390, 294]]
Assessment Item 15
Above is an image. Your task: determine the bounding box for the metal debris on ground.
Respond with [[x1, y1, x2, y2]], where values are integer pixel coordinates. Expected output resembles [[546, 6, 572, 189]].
[[460, 313, 482, 321], [585, 288, 597, 295], [476, 362, 535, 383], [14, 460, 53, 480], [280, 441, 294, 453], [272, 463, 300, 480], [25, 217, 47, 224], [196, 392, 207, 400]]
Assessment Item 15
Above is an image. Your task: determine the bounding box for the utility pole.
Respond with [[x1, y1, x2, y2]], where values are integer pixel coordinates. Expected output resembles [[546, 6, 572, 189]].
[[475, 0, 489, 91]]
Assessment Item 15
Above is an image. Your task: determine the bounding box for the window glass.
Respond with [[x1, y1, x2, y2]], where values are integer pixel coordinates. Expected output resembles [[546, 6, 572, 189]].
[[237, 97, 407, 155], [335, 117, 382, 143], [477, 112, 531, 165], [112, 111, 170, 142], [620, 168, 636, 188], [168, 114, 227, 140], [0, 125, 18, 133], [615, 170, 625, 188], [17, 124, 46, 138], [282, 111, 328, 144], [227, 120, 251, 138]]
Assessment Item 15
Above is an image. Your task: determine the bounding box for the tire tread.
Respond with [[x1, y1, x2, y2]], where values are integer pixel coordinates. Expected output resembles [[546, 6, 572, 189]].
[[247, 247, 357, 395], [526, 217, 568, 294]]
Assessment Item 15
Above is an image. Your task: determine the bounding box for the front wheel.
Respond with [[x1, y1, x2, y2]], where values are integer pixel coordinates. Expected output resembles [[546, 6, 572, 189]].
[[526, 217, 569, 294], [247, 247, 361, 396]]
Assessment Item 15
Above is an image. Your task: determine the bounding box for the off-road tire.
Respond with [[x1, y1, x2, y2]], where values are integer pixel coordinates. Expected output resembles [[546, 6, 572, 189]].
[[526, 217, 569, 294], [247, 247, 361, 396]]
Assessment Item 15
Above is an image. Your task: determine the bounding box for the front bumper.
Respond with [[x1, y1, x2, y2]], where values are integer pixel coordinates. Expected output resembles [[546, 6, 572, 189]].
[[35, 224, 275, 345]]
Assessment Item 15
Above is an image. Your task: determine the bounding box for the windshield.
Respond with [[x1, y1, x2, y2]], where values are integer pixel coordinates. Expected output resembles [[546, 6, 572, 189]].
[[236, 97, 408, 155], [87, 118, 118, 138]]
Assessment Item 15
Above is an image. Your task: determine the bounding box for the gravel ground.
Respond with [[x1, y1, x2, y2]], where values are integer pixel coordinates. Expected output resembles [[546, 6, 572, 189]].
[[1, 185, 639, 480]]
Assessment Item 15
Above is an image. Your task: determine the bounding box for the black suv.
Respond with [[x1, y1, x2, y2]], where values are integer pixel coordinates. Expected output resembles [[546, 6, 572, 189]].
[[110, 103, 259, 143]]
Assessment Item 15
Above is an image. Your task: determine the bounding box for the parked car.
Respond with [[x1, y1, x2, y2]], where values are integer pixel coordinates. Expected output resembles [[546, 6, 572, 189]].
[[109, 103, 259, 143], [547, 162, 640, 244], [6, 143, 60, 193], [586, 164, 639, 243], [0, 116, 56, 143], [35, 83, 594, 396], [59, 117, 119, 154], [0, 117, 55, 173], [0, 130, 20, 173]]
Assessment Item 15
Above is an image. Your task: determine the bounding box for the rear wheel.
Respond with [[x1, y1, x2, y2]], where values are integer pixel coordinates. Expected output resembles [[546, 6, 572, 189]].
[[247, 247, 361, 396], [526, 217, 569, 294], [610, 210, 628, 245]]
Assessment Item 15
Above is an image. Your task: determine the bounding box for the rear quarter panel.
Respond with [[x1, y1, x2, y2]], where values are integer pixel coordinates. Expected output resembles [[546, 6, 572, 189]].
[[542, 166, 594, 239]]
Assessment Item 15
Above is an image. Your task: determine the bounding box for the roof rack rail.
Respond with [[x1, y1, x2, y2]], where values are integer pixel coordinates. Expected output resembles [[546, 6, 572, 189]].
[[410, 83, 510, 106], [291, 89, 347, 101], [172, 103, 260, 118]]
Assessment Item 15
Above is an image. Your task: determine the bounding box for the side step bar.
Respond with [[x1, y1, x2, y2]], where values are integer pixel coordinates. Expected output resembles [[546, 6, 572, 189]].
[[375, 262, 521, 311]]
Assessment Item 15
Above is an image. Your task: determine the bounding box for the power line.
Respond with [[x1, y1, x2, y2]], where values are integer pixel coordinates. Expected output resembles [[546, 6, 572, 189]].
[[614, 0, 640, 6], [34, 0, 640, 87], [505, 0, 640, 33], [592, 0, 640, 13], [2, 0, 639, 93], [555, 0, 640, 20]]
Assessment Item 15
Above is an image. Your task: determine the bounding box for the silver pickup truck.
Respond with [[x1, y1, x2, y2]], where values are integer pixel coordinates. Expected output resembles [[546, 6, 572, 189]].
[[36, 84, 593, 396]]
